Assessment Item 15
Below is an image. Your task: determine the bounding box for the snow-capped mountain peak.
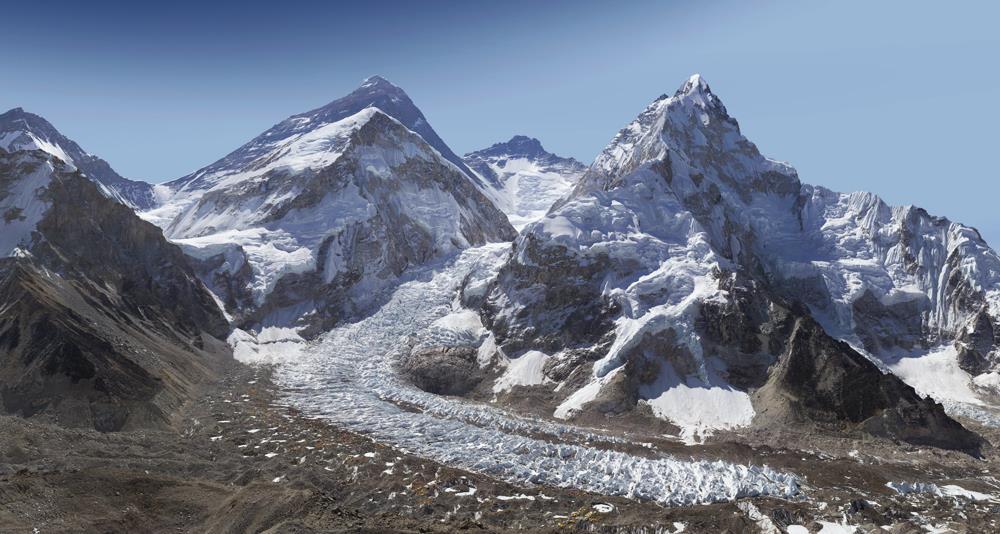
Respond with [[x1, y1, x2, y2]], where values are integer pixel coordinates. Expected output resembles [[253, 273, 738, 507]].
[[358, 74, 399, 91], [0, 108, 77, 170], [147, 80, 514, 334], [0, 107, 156, 209], [471, 135, 549, 160], [676, 73, 709, 96], [464, 136, 586, 230], [167, 75, 477, 195], [479, 74, 1000, 446], [673, 73, 727, 112]]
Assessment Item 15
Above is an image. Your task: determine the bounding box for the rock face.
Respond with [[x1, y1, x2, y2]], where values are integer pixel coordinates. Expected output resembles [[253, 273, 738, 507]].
[[475, 75, 996, 450], [400, 345, 484, 396], [0, 107, 157, 209], [464, 136, 586, 230], [0, 147, 230, 431], [147, 78, 516, 334], [755, 315, 982, 452]]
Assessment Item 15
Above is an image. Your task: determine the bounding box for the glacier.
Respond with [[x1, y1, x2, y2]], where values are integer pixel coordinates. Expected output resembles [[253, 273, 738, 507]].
[[275, 244, 800, 506]]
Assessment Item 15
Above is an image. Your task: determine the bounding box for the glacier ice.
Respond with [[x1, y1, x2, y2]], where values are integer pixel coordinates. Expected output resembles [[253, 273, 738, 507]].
[[275, 244, 799, 505]]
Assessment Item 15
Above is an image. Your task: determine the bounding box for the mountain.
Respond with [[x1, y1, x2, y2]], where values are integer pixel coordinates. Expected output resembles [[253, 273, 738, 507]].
[[0, 108, 157, 210], [163, 76, 479, 199], [464, 136, 587, 230], [147, 78, 516, 338], [468, 75, 993, 451], [0, 145, 230, 431]]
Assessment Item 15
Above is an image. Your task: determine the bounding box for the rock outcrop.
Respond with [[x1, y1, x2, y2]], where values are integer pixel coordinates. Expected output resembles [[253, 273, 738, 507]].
[[0, 147, 230, 431]]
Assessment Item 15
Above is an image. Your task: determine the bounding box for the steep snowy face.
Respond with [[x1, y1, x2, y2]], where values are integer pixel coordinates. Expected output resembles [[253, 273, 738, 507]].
[[477, 81, 780, 440], [0, 149, 58, 257], [0, 108, 156, 209], [165, 75, 479, 196], [572, 74, 1000, 373], [790, 188, 1000, 372], [154, 97, 515, 332], [464, 136, 586, 230], [474, 75, 993, 446]]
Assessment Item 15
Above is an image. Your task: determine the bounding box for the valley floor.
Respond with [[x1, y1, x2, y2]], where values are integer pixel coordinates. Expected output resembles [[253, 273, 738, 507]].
[[0, 364, 786, 533], [2, 246, 1000, 532], [2, 363, 1000, 533]]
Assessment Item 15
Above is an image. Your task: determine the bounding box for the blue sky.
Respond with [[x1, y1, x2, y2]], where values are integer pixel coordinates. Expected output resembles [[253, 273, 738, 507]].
[[4, 1, 999, 244]]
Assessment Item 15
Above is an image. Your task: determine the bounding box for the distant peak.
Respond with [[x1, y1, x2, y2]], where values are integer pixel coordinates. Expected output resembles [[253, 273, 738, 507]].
[[504, 135, 545, 152], [0, 107, 37, 122], [466, 135, 548, 160], [0, 107, 57, 132], [675, 73, 712, 97], [358, 75, 399, 91]]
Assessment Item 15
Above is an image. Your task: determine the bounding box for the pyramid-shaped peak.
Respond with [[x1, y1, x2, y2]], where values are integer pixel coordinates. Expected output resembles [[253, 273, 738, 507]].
[[1, 107, 27, 117], [1, 107, 53, 127], [503, 135, 545, 152], [675, 74, 713, 97], [357, 75, 403, 93], [170, 73, 481, 190]]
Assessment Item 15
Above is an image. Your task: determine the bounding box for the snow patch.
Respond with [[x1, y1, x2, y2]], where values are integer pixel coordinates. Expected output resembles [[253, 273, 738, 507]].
[[887, 345, 983, 406], [886, 481, 996, 501], [229, 327, 307, 364], [492, 350, 551, 394], [639, 360, 755, 444]]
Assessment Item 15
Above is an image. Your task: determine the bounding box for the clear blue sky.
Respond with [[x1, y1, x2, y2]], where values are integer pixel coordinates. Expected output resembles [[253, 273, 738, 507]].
[[4, 1, 999, 244]]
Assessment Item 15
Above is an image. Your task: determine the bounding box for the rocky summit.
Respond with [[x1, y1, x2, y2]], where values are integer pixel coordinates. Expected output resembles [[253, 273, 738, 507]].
[[0, 108, 157, 210], [464, 135, 587, 230]]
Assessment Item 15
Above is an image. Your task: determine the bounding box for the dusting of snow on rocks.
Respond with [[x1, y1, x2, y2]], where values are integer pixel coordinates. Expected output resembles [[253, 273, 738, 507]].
[[0, 107, 156, 209], [0, 153, 56, 257]]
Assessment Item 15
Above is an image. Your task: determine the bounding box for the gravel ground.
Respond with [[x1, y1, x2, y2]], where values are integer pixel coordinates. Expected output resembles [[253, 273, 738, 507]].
[[2, 363, 999, 533]]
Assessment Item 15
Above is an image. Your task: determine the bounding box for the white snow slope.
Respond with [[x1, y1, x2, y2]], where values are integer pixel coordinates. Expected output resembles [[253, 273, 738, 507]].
[[143, 78, 513, 328], [463, 136, 587, 231]]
